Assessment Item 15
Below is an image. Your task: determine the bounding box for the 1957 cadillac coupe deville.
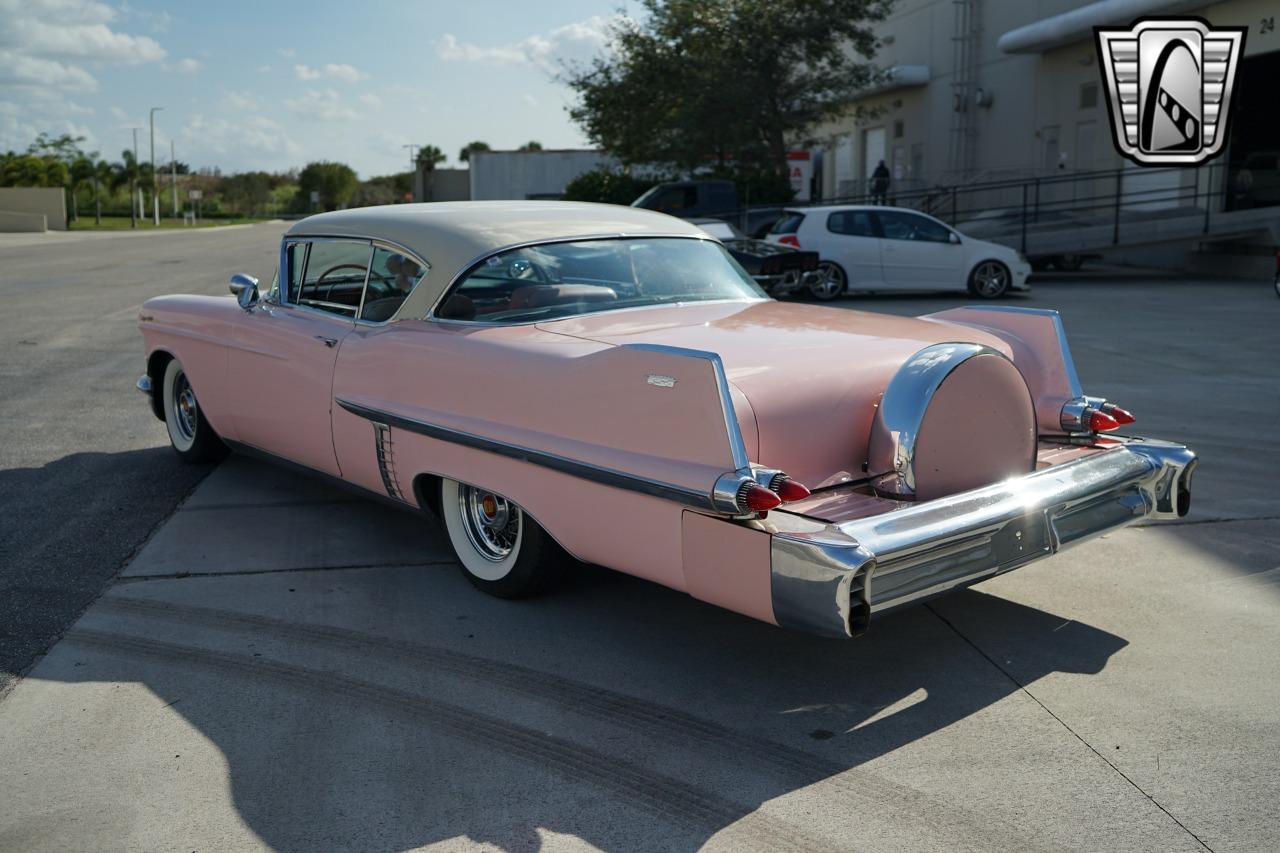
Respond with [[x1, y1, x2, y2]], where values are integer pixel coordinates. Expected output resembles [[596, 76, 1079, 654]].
[[136, 202, 1197, 638]]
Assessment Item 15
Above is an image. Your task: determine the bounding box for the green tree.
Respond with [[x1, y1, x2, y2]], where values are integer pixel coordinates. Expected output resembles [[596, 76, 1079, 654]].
[[518, 140, 543, 152], [113, 150, 142, 228], [416, 145, 446, 171], [220, 171, 273, 215], [562, 168, 664, 205], [68, 156, 96, 223], [459, 140, 491, 164], [295, 161, 358, 212], [566, 0, 889, 181]]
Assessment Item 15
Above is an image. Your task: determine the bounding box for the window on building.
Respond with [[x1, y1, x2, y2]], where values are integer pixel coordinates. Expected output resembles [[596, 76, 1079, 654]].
[[1080, 82, 1098, 110], [894, 119, 905, 139]]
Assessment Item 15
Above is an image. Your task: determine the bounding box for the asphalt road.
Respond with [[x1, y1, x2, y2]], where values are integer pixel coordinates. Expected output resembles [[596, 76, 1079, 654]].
[[0, 225, 1277, 851], [0, 224, 287, 697]]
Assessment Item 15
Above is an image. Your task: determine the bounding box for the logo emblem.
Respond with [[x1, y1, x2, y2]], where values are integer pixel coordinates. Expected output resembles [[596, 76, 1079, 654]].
[[646, 374, 676, 388], [1095, 17, 1246, 166]]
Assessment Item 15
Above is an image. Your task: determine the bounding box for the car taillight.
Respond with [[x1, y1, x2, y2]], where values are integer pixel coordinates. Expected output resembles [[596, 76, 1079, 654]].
[[772, 477, 811, 502], [778, 235, 800, 248], [737, 482, 782, 512], [1101, 403, 1135, 425], [1088, 410, 1120, 432]]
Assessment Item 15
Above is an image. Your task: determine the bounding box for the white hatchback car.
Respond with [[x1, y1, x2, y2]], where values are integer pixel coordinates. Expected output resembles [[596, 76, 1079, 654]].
[[765, 205, 1032, 300]]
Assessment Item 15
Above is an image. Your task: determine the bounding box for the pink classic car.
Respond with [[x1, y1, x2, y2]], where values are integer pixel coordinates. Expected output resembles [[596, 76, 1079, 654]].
[[136, 202, 1197, 638]]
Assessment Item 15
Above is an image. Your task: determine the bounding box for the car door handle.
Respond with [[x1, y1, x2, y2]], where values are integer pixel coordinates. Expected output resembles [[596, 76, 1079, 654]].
[[314, 335, 338, 348]]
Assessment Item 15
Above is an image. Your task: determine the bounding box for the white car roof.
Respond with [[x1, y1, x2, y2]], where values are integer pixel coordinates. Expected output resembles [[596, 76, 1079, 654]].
[[785, 204, 927, 215], [286, 201, 706, 318]]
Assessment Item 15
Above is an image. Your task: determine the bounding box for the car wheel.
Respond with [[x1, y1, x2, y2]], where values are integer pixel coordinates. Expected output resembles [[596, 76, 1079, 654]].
[[810, 262, 846, 301], [1054, 254, 1084, 271], [968, 260, 1012, 298], [440, 478, 567, 598], [1274, 275, 1280, 299], [162, 358, 227, 463]]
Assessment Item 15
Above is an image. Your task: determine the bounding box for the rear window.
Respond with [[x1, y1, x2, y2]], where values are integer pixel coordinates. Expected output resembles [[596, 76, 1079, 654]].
[[770, 212, 806, 234]]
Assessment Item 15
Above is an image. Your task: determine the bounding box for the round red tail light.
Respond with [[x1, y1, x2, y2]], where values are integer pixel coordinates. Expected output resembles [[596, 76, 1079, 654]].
[[737, 482, 782, 512]]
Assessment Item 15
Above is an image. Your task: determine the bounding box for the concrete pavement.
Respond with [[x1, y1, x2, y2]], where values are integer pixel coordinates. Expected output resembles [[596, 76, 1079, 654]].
[[1, 228, 1277, 851]]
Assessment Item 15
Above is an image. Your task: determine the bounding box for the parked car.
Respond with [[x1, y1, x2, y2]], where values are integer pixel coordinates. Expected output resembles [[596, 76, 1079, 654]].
[[632, 180, 783, 237], [766, 205, 1033, 299], [136, 201, 1196, 638], [690, 218, 824, 298]]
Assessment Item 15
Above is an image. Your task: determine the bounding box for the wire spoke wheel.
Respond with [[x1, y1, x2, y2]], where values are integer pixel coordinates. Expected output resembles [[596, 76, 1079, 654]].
[[458, 484, 522, 562]]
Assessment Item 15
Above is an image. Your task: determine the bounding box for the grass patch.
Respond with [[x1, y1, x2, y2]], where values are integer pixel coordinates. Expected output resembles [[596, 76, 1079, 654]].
[[67, 216, 275, 231]]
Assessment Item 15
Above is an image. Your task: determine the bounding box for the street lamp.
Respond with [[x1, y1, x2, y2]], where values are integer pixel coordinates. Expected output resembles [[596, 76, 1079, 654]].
[[150, 106, 164, 225], [130, 127, 142, 229]]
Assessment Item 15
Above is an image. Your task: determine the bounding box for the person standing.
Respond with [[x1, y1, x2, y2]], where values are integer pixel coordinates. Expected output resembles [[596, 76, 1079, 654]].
[[870, 159, 891, 205]]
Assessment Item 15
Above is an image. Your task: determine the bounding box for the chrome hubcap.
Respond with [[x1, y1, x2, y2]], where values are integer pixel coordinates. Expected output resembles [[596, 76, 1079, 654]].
[[172, 372, 197, 441], [459, 485, 520, 561], [976, 263, 1006, 295]]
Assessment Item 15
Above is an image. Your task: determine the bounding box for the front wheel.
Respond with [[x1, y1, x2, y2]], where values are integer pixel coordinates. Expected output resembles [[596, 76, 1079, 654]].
[[162, 358, 227, 463], [968, 260, 1011, 299], [440, 478, 567, 598], [810, 261, 846, 301]]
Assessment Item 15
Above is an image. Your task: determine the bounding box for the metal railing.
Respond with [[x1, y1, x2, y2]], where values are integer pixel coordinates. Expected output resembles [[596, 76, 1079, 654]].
[[726, 161, 1280, 248]]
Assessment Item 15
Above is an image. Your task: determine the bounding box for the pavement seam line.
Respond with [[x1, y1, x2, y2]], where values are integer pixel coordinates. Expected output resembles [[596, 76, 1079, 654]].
[[924, 603, 1215, 853], [113, 560, 456, 583]]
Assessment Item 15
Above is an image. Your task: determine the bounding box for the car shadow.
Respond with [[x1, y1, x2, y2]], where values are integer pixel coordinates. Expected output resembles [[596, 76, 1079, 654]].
[[35, 524, 1129, 852]]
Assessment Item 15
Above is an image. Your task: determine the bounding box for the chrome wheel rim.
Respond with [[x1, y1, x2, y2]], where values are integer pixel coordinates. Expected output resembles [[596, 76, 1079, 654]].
[[975, 262, 1007, 296], [458, 485, 521, 562], [812, 263, 845, 298], [171, 372, 197, 442]]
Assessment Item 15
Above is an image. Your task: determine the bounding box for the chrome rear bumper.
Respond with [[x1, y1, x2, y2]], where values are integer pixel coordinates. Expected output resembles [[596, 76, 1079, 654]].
[[767, 437, 1197, 638]]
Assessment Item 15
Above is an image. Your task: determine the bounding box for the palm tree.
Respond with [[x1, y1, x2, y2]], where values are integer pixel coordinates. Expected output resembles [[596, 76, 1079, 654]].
[[415, 145, 446, 171], [113, 150, 140, 228], [92, 159, 112, 224], [68, 156, 95, 225]]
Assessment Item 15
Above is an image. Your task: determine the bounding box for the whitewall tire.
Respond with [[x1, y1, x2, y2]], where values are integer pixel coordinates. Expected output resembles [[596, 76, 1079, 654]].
[[161, 358, 226, 463], [439, 478, 567, 598]]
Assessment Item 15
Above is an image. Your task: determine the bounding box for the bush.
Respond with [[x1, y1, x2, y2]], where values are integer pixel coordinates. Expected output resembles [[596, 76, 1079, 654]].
[[563, 168, 664, 206]]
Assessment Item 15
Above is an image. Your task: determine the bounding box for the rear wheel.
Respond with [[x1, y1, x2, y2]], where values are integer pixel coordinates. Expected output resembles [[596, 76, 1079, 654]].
[[162, 359, 226, 463], [440, 478, 567, 598], [968, 260, 1011, 298], [1053, 254, 1084, 271], [810, 261, 846, 300]]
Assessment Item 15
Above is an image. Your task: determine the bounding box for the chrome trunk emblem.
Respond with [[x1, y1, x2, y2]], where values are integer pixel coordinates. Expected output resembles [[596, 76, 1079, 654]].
[[1095, 17, 1245, 166], [646, 374, 676, 388]]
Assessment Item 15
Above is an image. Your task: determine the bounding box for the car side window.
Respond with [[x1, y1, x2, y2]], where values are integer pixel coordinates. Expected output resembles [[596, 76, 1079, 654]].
[[360, 246, 428, 322], [297, 241, 372, 318], [877, 211, 953, 243], [285, 242, 307, 303], [653, 186, 698, 213], [827, 210, 876, 237]]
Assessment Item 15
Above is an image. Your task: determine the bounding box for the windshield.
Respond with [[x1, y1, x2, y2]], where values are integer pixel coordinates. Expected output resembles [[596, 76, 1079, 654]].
[[436, 237, 767, 324]]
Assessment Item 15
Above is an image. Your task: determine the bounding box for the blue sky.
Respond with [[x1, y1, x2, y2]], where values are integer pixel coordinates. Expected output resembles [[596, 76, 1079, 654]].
[[1, 0, 632, 177]]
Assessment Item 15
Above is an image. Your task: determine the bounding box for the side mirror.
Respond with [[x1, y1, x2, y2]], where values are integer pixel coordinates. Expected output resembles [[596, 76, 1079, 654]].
[[949, 232, 962, 245], [230, 273, 259, 309]]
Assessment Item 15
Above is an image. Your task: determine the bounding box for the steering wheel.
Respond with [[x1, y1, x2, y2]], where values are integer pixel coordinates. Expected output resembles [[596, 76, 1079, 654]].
[[316, 263, 368, 285]]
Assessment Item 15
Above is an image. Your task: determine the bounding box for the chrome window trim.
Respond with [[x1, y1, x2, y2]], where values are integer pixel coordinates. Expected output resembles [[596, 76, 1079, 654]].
[[334, 398, 719, 511], [424, 232, 764, 326], [427, 297, 769, 330], [278, 234, 430, 326]]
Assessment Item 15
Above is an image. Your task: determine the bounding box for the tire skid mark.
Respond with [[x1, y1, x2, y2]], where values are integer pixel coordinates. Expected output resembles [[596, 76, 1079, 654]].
[[93, 595, 1040, 850], [65, 628, 829, 852]]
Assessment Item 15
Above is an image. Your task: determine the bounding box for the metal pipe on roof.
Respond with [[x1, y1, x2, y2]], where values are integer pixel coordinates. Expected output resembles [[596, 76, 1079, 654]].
[[997, 0, 1206, 54]]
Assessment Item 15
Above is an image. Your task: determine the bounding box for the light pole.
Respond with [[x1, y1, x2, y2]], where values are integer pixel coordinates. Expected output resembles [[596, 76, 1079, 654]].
[[150, 106, 164, 225], [170, 139, 178, 218], [403, 144, 420, 172], [130, 127, 142, 229]]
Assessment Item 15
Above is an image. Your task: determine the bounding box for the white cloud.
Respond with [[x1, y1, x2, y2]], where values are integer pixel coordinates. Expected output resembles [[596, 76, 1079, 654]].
[[521, 93, 538, 107], [293, 63, 366, 83], [221, 91, 259, 111], [164, 57, 201, 74], [0, 1, 166, 64], [278, 47, 295, 58], [0, 49, 98, 92], [435, 16, 615, 75], [358, 93, 383, 109], [283, 89, 360, 122], [181, 112, 300, 157], [257, 64, 272, 74]]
